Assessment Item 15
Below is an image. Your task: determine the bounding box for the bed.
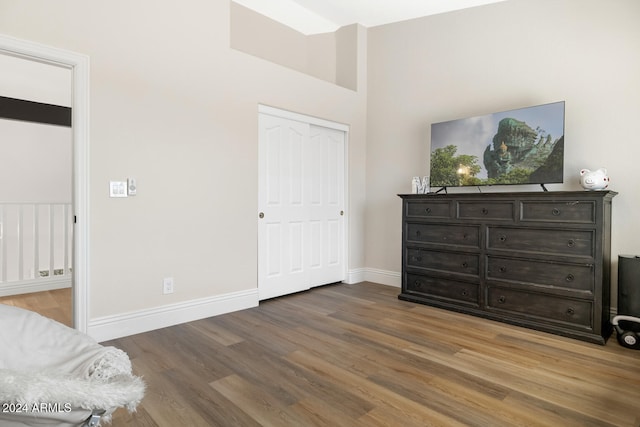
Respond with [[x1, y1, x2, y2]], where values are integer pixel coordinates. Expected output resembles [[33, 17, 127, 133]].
[[0, 304, 145, 427]]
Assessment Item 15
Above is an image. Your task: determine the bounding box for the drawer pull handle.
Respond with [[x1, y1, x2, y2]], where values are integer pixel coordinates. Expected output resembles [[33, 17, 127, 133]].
[[425, 207, 432, 214], [461, 290, 468, 297], [499, 235, 507, 242], [482, 208, 489, 215], [416, 256, 423, 262], [567, 239, 576, 248], [552, 208, 561, 216], [566, 273, 575, 282], [498, 296, 506, 304], [462, 262, 469, 268], [499, 266, 507, 273], [416, 230, 422, 237], [414, 280, 423, 289], [566, 307, 575, 316]]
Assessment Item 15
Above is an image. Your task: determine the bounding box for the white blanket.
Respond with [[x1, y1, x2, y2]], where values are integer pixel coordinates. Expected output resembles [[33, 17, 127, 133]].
[[0, 304, 144, 421]]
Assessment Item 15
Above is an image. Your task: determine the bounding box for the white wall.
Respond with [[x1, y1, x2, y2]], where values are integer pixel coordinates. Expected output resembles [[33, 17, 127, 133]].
[[0, 54, 72, 202], [366, 0, 640, 304], [0, 53, 71, 106], [0, 119, 71, 202], [0, 0, 368, 333]]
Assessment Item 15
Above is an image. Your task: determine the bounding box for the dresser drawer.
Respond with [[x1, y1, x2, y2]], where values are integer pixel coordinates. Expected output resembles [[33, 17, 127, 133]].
[[457, 201, 515, 221], [521, 200, 595, 223], [407, 248, 479, 276], [406, 273, 479, 305], [406, 200, 451, 219], [487, 287, 592, 329], [487, 227, 594, 258], [406, 223, 480, 248], [487, 256, 594, 292]]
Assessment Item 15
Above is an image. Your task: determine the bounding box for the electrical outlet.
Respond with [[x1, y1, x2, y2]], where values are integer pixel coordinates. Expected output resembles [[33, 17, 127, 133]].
[[163, 277, 174, 294]]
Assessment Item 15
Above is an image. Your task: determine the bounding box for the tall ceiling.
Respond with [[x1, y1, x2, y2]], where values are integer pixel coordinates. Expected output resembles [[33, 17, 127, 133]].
[[233, 0, 508, 35]]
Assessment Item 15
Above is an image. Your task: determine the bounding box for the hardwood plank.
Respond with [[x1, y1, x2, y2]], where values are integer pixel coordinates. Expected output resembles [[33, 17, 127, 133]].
[[500, 392, 619, 427], [210, 374, 309, 427], [105, 282, 640, 426], [184, 319, 245, 346], [285, 349, 466, 426], [453, 348, 634, 426], [288, 396, 371, 427], [124, 358, 213, 427], [107, 406, 158, 427], [0, 288, 72, 326], [357, 406, 448, 427]]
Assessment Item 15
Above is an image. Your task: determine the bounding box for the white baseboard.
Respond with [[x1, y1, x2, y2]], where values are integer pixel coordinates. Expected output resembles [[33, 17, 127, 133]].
[[363, 268, 401, 287], [88, 288, 259, 343], [86, 275, 620, 343], [0, 277, 71, 297], [346, 268, 366, 284], [87, 271, 401, 343], [347, 268, 400, 287]]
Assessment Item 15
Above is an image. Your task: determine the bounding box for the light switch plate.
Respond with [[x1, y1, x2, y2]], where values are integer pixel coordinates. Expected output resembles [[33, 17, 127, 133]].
[[109, 181, 128, 198], [127, 178, 137, 196]]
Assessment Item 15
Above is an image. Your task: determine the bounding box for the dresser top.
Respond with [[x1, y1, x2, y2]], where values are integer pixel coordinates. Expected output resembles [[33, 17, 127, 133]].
[[399, 190, 617, 200]]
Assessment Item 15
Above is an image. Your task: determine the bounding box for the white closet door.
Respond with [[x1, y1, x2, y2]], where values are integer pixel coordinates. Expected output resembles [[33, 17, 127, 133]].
[[258, 113, 345, 301], [258, 114, 310, 300], [308, 125, 345, 287]]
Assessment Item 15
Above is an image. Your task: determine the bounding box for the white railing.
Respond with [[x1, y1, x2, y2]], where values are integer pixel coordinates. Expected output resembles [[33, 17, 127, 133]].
[[0, 202, 72, 296]]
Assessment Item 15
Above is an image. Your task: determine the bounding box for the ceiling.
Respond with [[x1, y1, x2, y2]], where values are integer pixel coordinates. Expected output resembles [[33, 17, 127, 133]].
[[233, 0, 508, 35]]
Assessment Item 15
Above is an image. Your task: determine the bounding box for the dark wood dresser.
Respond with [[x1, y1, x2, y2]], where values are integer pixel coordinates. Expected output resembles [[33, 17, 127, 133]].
[[399, 191, 617, 344]]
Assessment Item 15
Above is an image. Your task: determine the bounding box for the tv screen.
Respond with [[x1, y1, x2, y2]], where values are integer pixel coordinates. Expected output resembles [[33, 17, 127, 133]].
[[429, 101, 565, 189]]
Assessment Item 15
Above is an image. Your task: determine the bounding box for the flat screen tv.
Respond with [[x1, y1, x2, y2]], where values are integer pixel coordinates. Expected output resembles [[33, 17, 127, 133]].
[[429, 101, 565, 191]]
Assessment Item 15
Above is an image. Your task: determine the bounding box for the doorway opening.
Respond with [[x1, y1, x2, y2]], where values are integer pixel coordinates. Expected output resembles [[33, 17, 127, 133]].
[[0, 94, 73, 325], [0, 35, 90, 333]]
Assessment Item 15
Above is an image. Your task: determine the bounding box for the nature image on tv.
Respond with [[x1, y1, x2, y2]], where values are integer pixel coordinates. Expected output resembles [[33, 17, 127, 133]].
[[429, 101, 565, 188]]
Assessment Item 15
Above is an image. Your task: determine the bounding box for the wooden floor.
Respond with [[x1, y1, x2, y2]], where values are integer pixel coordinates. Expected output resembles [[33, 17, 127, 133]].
[[0, 287, 72, 326], [101, 282, 640, 426]]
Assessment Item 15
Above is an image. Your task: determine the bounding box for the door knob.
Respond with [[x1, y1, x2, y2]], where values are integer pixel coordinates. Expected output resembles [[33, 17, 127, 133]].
[[340, 210, 344, 216], [259, 212, 264, 219]]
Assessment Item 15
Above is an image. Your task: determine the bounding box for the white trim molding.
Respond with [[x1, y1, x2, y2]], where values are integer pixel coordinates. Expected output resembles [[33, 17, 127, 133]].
[[346, 268, 366, 284], [0, 278, 71, 298], [88, 289, 259, 343], [347, 268, 401, 287], [258, 104, 349, 132], [0, 34, 90, 334]]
